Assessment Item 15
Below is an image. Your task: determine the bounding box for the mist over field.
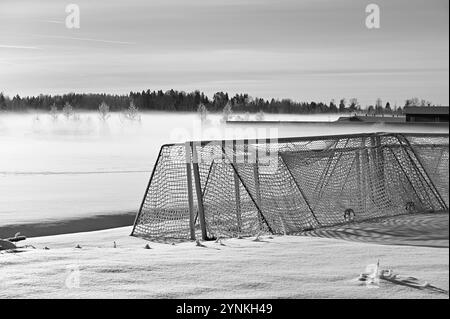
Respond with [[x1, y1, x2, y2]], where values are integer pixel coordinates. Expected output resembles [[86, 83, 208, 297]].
[[0, 111, 447, 226]]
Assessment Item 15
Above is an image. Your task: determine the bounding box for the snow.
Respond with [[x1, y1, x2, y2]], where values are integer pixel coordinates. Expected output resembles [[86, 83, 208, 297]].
[[1, 112, 448, 299], [1, 223, 448, 299], [1, 111, 447, 227]]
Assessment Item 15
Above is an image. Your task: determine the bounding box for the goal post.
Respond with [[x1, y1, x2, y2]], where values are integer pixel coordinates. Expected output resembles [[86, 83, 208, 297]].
[[131, 132, 449, 241], [184, 142, 196, 240]]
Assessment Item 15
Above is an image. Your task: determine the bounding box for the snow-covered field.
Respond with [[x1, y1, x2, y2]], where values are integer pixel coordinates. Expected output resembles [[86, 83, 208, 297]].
[[1, 112, 448, 299], [1, 214, 448, 299], [1, 111, 447, 230]]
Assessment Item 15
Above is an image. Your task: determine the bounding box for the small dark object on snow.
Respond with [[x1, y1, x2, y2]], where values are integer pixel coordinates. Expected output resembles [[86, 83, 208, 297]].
[[5, 235, 26, 243], [0, 239, 17, 251], [144, 244, 151, 249], [196, 239, 206, 247], [358, 273, 368, 281], [75, 244, 82, 249], [0, 233, 26, 250]]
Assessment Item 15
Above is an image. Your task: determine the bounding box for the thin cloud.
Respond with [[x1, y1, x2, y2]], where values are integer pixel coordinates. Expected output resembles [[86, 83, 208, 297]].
[[0, 59, 14, 65], [34, 35, 135, 45], [0, 45, 40, 50], [42, 20, 64, 24]]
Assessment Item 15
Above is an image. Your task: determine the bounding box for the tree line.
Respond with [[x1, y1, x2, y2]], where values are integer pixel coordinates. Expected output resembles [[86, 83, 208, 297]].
[[0, 90, 436, 114]]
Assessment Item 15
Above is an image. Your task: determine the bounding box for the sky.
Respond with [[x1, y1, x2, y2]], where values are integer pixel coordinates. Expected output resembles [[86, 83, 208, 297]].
[[0, 0, 448, 107]]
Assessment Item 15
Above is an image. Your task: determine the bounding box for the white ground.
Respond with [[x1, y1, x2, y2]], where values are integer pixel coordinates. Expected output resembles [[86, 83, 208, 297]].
[[1, 226, 448, 299], [1, 112, 448, 299], [1, 112, 447, 226]]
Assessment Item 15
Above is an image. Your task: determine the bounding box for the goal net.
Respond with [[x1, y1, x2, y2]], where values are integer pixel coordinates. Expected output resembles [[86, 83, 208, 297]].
[[131, 132, 449, 240]]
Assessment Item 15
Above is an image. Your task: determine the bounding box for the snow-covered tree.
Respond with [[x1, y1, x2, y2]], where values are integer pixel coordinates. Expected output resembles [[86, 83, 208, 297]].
[[197, 103, 208, 123], [49, 103, 58, 121], [98, 101, 110, 121], [221, 101, 232, 123], [62, 102, 74, 119], [255, 110, 265, 121], [123, 101, 141, 121]]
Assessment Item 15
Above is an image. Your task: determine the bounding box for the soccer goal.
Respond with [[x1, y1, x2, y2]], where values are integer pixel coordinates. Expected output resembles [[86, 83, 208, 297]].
[[131, 132, 449, 240]]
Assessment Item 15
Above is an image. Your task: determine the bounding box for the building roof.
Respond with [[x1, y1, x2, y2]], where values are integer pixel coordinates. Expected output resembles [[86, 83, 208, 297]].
[[404, 106, 449, 115]]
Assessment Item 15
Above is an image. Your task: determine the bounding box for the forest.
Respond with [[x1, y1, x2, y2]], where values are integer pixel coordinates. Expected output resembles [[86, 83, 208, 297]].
[[0, 90, 433, 115]]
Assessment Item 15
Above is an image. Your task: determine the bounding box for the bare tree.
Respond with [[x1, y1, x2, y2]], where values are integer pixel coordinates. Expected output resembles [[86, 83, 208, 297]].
[[375, 98, 383, 114], [420, 99, 432, 107], [405, 97, 420, 107], [348, 98, 359, 113], [339, 98, 346, 112]]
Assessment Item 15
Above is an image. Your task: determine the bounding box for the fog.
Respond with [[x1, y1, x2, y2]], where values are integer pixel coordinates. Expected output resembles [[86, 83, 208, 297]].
[[0, 111, 447, 225]]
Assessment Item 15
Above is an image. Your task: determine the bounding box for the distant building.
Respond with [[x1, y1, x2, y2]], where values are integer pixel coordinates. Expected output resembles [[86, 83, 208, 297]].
[[336, 115, 404, 123], [404, 106, 449, 123]]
